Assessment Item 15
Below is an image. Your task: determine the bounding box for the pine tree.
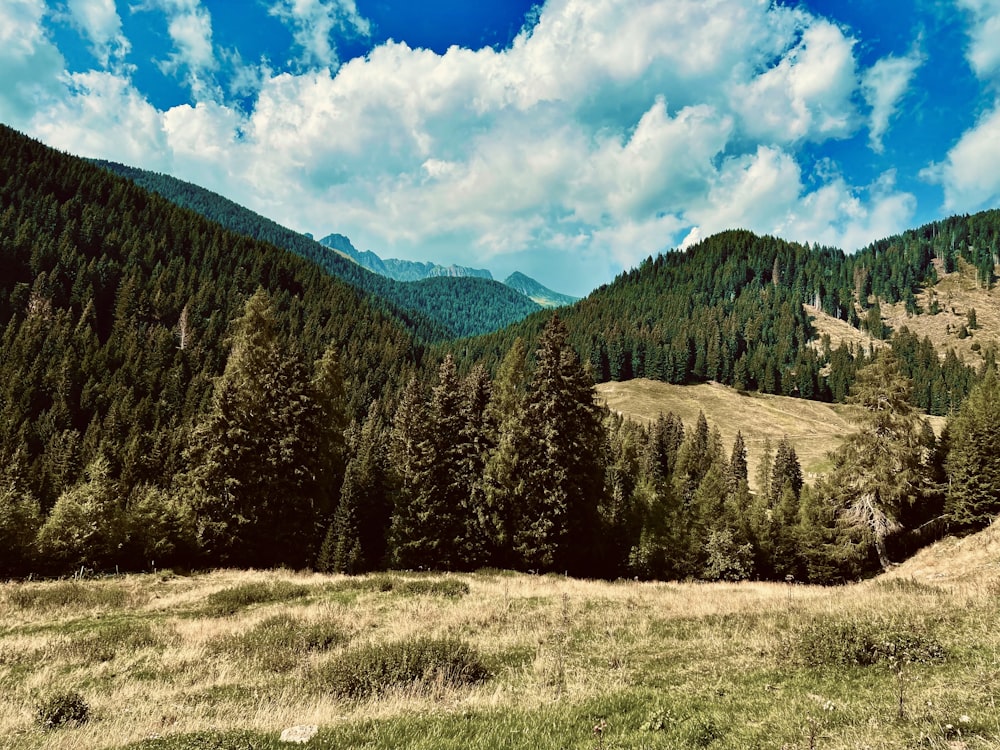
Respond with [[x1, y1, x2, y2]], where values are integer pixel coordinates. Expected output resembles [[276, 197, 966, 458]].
[[183, 289, 338, 567], [477, 339, 529, 568], [515, 314, 605, 574], [824, 351, 932, 570], [389, 356, 467, 569], [727, 431, 748, 496], [945, 369, 1000, 530], [322, 402, 391, 573]]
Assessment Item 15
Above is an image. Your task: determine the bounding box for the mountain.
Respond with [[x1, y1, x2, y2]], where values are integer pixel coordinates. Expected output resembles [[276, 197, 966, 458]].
[[0, 124, 420, 511], [503, 271, 579, 308], [93, 162, 542, 339], [450, 220, 996, 416], [318, 233, 578, 306]]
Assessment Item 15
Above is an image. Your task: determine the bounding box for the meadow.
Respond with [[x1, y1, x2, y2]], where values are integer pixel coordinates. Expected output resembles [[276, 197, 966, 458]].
[[2, 551, 999, 750]]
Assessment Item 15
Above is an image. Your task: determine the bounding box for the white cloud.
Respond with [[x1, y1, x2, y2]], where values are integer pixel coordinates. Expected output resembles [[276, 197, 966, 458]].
[[0, 0, 65, 127], [10, 0, 928, 295], [862, 50, 923, 153], [30, 71, 169, 169], [268, 0, 371, 70], [957, 0, 1000, 81], [66, 0, 130, 69], [732, 20, 860, 144], [922, 103, 1000, 212], [137, 0, 219, 99]]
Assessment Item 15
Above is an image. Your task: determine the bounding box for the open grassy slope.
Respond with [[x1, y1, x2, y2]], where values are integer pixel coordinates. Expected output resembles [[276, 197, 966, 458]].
[[596, 379, 946, 488], [2, 568, 999, 750], [886, 519, 1000, 586]]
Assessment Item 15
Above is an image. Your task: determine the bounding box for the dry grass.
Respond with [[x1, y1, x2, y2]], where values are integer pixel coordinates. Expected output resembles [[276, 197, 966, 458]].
[[597, 378, 950, 488], [881, 258, 1000, 364], [2, 565, 1000, 749]]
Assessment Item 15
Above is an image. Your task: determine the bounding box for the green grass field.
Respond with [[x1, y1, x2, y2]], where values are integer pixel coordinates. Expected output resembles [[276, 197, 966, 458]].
[[2, 549, 1000, 750]]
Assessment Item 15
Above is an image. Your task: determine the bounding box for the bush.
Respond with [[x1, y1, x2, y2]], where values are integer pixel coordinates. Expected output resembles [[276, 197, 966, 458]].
[[317, 636, 489, 699], [790, 618, 946, 667], [200, 581, 311, 616], [7, 581, 132, 611], [35, 690, 90, 729], [62, 620, 162, 663], [210, 614, 347, 671], [327, 576, 469, 599]]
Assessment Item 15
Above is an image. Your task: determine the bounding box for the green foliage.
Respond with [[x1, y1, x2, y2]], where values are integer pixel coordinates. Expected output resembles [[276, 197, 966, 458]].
[[789, 618, 946, 667], [6, 580, 132, 610], [0, 481, 41, 577], [209, 613, 347, 671], [61, 619, 162, 662], [200, 581, 312, 617], [945, 369, 1000, 529], [98, 160, 541, 340], [316, 636, 489, 699], [183, 289, 344, 568], [35, 455, 125, 572], [34, 690, 90, 729]]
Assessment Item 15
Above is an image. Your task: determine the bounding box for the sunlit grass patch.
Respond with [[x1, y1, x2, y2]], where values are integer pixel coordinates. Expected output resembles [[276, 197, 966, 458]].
[[207, 613, 348, 672], [315, 636, 490, 699], [198, 580, 313, 617]]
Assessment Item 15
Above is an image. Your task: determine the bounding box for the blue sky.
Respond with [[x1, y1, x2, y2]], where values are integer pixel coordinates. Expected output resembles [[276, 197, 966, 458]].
[[2, 1, 1000, 297]]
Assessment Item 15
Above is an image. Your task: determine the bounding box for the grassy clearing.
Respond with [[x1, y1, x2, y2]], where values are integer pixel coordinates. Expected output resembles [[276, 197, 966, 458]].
[[2, 566, 1000, 749]]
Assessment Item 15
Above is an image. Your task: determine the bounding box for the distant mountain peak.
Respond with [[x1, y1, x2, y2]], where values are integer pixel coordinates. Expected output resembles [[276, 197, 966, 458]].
[[317, 234, 578, 308], [503, 271, 579, 308]]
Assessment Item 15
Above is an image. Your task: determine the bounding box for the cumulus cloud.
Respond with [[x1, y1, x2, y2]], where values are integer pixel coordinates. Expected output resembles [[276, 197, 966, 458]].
[[922, 103, 1000, 212], [268, 0, 371, 70], [136, 0, 219, 100], [0, 0, 65, 127], [30, 71, 169, 169], [957, 0, 1000, 81], [862, 49, 923, 153], [9, 0, 929, 295], [66, 0, 130, 69], [732, 19, 860, 144]]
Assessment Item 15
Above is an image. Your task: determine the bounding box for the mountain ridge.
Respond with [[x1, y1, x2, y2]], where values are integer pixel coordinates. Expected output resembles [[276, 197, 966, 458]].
[[317, 232, 578, 307]]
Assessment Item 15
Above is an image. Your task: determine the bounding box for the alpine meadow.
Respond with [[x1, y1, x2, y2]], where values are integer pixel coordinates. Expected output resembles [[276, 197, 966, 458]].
[[4, 2, 1000, 740]]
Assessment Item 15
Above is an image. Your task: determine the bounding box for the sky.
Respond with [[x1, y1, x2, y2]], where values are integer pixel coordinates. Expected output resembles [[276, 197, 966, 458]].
[[2, 1, 1000, 297]]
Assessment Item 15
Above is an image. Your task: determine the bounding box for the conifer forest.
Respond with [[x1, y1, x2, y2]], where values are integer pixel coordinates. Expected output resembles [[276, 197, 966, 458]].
[[3, 123, 1000, 584]]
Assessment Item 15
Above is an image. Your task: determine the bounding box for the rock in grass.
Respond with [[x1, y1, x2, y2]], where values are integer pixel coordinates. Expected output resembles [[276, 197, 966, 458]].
[[280, 725, 318, 744]]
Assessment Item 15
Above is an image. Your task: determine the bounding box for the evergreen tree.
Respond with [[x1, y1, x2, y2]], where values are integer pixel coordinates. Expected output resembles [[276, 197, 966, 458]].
[[35, 455, 123, 573], [770, 437, 803, 504], [0, 479, 41, 578], [322, 402, 391, 573], [389, 356, 467, 569], [824, 352, 933, 570], [477, 338, 530, 568], [515, 315, 605, 574], [183, 289, 340, 567], [727, 431, 748, 496], [945, 369, 1000, 530]]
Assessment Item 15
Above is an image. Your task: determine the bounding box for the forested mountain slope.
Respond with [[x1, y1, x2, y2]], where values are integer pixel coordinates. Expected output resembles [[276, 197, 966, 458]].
[[95, 161, 541, 339], [451, 220, 997, 416], [0, 124, 419, 515]]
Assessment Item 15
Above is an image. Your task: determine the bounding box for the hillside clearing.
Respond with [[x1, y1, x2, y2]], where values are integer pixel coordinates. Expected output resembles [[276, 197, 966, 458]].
[[2, 568, 1000, 749], [596, 379, 946, 488]]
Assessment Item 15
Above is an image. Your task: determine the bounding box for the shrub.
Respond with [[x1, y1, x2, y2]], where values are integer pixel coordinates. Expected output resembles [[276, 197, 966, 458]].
[[317, 636, 489, 699], [35, 690, 90, 729], [200, 581, 311, 616], [63, 620, 162, 663], [326, 576, 470, 599], [790, 618, 946, 667], [396, 579, 470, 599], [210, 614, 347, 671], [7, 581, 133, 611]]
